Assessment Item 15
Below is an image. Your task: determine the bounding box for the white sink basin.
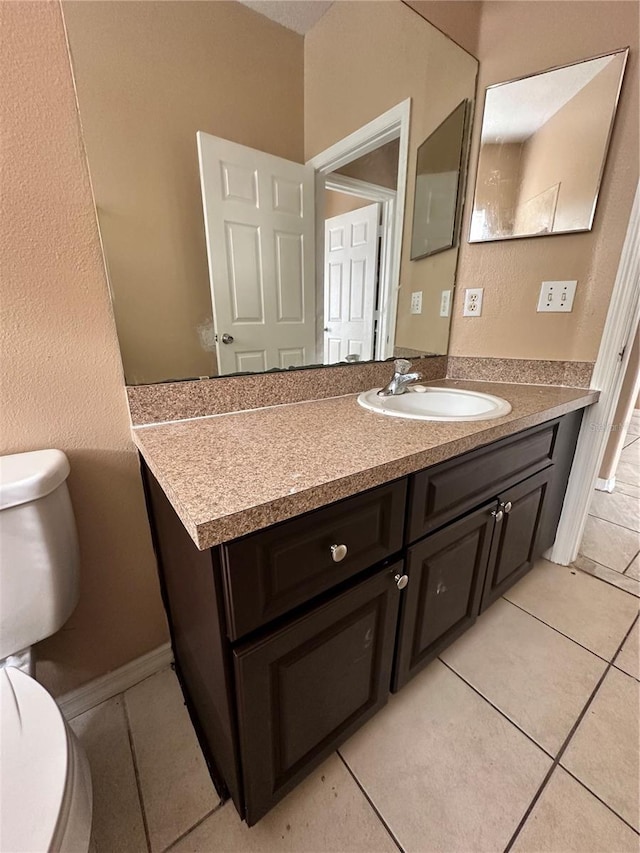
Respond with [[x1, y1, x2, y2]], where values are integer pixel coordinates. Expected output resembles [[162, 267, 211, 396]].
[[357, 385, 512, 422]]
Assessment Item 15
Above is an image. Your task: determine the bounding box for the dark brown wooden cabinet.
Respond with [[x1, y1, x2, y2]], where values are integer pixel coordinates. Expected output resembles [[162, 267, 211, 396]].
[[480, 467, 553, 610], [142, 408, 583, 826], [394, 502, 495, 690], [234, 563, 402, 824]]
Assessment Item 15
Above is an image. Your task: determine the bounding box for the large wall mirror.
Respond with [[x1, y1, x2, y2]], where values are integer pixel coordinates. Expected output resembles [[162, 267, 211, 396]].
[[470, 49, 628, 243], [63, 0, 478, 384]]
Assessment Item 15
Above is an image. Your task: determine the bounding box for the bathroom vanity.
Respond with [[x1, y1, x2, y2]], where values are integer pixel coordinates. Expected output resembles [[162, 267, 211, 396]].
[[135, 380, 596, 825]]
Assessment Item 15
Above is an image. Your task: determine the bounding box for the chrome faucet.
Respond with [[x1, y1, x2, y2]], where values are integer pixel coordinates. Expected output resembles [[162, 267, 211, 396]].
[[377, 359, 422, 397]]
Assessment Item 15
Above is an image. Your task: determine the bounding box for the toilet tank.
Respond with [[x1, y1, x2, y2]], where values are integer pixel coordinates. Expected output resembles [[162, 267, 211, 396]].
[[0, 450, 80, 660]]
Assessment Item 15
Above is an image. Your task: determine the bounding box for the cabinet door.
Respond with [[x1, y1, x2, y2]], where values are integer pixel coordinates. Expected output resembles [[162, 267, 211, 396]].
[[234, 563, 402, 825], [480, 467, 554, 610], [393, 504, 495, 691]]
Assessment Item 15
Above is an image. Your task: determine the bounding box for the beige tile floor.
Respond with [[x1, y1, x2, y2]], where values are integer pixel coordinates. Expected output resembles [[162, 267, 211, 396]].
[[70, 557, 640, 853], [577, 409, 640, 597]]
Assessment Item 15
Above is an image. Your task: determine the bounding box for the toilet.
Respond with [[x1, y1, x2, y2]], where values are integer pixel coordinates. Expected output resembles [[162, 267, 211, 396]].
[[0, 450, 92, 853]]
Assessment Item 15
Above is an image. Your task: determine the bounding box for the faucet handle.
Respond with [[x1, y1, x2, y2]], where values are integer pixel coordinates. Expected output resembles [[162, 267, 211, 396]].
[[394, 358, 413, 375]]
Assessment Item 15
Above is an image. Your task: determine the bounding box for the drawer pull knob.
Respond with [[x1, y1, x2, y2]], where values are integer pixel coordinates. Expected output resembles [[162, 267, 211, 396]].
[[394, 573, 409, 590], [330, 544, 348, 562], [503, 501, 513, 513], [492, 509, 504, 523]]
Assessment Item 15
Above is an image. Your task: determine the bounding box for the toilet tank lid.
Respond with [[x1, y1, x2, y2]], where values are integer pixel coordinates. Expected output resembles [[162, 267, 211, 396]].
[[0, 449, 71, 510]]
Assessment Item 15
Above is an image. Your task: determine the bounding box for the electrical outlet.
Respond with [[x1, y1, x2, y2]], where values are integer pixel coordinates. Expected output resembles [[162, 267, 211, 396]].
[[410, 291, 423, 314], [440, 290, 451, 317], [463, 288, 483, 317], [537, 280, 577, 312]]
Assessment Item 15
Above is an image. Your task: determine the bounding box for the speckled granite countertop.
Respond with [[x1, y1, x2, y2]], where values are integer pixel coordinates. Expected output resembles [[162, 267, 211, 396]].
[[133, 379, 598, 550]]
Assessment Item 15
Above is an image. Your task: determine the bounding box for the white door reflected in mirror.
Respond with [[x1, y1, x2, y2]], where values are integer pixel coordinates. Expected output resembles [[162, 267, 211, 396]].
[[197, 132, 316, 374], [324, 203, 380, 364]]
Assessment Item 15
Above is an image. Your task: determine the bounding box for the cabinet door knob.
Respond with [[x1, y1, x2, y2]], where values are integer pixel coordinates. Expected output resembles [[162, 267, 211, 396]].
[[330, 544, 348, 562], [491, 509, 504, 523], [394, 572, 409, 590], [503, 501, 513, 513]]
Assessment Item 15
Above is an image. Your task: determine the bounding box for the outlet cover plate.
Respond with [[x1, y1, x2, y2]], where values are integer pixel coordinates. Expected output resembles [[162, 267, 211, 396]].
[[411, 291, 423, 314], [463, 287, 483, 317], [537, 280, 577, 312]]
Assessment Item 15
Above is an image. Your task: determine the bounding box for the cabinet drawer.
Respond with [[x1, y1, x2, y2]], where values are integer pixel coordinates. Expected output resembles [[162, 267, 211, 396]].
[[221, 479, 407, 640], [393, 502, 495, 691], [407, 419, 560, 542], [234, 562, 402, 825]]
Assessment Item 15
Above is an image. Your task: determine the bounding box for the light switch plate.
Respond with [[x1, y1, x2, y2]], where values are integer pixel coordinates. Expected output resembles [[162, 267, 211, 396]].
[[537, 280, 577, 312], [411, 291, 423, 314], [440, 290, 451, 317], [463, 288, 483, 317]]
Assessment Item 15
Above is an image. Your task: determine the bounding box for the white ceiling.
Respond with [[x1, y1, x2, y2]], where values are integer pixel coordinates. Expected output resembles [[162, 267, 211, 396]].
[[238, 1, 333, 35], [481, 55, 616, 144]]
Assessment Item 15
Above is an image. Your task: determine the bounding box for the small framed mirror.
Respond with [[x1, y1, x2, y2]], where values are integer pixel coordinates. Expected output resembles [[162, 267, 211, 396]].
[[410, 100, 468, 260], [469, 48, 628, 243]]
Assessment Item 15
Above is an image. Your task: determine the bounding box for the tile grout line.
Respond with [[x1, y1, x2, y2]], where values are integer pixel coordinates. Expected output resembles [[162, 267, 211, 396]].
[[437, 659, 555, 760], [501, 597, 613, 665], [623, 548, 640, 575], [587, 508, 640, 537], [573, 559, 640, 598], [336, 751, 406, 853], [560, 766, 640, 837], [586, 510, 640, 536], [161, 804, 225, 853], [123, 692, 153, 853], [502, 613, 640, 853]]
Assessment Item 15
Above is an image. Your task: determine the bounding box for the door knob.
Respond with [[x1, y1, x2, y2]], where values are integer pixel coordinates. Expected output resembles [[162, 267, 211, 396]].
[[221, 333, 234, 344], [330, 544, 348, 562], [394, 572, 409, 590], [491, 509, 504, 523], [502, 501, 513, 513]]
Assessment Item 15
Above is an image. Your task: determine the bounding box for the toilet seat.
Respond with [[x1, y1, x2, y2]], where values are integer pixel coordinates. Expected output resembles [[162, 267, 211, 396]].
[[0, 666, 92, 853]]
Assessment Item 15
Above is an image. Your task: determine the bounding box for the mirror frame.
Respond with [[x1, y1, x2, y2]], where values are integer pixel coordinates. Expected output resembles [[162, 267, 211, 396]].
[[469, 47, 629, 245]]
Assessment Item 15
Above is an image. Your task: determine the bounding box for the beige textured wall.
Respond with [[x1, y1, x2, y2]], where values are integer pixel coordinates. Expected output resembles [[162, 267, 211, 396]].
[[336, 138, 400, 190], [404, 0, 482, 55], [63, 0, 304, 385], [325, 190, 372, 219], [0, 0, 168, 697], [517, 58, 624, 234], [451, 0, 639, 362], [305, 0, 478, 357]]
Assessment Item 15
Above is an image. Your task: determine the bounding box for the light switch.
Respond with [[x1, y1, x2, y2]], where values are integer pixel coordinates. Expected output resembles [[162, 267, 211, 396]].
[[411, 291, 423, 314], [440, 290, 451, 317], [537, 280, 577, 312]]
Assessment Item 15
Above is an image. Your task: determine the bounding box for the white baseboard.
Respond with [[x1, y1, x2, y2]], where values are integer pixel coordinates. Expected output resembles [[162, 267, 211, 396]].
[[58, 642, 173, 720], [595, 476, 616, 493]]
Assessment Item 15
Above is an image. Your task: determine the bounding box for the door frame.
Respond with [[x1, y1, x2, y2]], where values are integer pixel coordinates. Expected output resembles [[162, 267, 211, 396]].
[[324, 175, 396, 360], [307, 99, 411, 361], [549, 181, 640, 565]]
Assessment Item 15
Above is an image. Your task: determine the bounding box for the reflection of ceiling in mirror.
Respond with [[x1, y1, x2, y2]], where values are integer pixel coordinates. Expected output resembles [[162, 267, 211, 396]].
[[238, 1, 333, 34], [482, 55, 616, 143]]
